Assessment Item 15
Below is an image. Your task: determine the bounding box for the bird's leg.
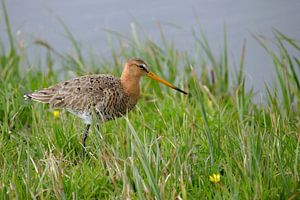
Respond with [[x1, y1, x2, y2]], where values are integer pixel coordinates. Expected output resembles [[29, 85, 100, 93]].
[[82, 124, 91, 158], [96, 124, 101, 132]]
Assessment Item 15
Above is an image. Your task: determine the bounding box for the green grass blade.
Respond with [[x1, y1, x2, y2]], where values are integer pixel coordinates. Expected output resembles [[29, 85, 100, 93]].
[[125, 118, 161, 200]]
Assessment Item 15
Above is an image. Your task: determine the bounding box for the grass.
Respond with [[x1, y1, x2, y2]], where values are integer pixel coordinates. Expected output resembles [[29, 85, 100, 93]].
[[0, 3, 299, 199]]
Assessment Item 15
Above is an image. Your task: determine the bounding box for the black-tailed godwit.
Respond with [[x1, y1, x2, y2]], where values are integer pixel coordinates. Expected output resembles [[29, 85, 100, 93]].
[[25, 58, 187, 157]]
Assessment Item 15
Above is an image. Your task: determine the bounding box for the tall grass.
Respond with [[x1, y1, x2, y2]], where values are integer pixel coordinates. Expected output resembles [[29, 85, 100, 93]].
[[0, 3, 299, 199]]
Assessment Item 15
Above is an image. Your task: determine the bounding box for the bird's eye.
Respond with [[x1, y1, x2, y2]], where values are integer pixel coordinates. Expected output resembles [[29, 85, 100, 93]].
[[138, 64, 146, 70]]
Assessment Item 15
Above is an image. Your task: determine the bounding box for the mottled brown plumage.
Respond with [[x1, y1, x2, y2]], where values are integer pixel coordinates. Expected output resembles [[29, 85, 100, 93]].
[[25, 58, 187, 157], [26, 74, 136, 123]]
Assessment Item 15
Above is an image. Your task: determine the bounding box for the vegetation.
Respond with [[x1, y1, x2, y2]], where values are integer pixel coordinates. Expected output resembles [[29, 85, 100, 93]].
[[0, 3, 299, 199]]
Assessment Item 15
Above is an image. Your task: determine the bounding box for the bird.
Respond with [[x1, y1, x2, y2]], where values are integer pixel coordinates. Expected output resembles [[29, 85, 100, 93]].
[[24, 58, 187, 157]]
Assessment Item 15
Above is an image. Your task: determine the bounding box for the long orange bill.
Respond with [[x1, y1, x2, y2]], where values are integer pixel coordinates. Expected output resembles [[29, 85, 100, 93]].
[[147, 72, 187, 95]]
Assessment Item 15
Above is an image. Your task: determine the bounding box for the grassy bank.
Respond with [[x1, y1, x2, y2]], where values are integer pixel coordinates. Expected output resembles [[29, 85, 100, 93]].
[[0, 4, 299, 199]]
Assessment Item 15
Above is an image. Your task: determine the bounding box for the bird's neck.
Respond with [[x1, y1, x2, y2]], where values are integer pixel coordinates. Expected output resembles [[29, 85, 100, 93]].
[[120, 72, 141, 101]]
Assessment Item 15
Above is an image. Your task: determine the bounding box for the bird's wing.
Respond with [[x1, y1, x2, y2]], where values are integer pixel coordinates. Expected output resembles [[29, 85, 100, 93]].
[[25, 74, 121, 111]]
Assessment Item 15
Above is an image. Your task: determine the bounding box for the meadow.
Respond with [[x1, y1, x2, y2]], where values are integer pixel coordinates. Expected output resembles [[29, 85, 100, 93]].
[[0, 4, 299, 199]]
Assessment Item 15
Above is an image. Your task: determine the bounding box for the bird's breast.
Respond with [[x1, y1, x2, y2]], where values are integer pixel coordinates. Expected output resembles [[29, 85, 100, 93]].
[[94, 88, 138, 121]]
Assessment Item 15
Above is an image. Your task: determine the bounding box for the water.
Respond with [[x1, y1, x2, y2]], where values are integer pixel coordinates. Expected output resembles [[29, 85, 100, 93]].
[[1, 0, 300, 96]]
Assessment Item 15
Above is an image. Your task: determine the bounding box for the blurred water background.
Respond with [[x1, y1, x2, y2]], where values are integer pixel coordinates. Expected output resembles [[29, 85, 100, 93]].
[[1, 0, 300, 96]]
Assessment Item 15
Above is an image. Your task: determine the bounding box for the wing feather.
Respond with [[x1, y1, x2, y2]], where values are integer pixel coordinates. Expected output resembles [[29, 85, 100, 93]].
[[25, 75, 121, 112]]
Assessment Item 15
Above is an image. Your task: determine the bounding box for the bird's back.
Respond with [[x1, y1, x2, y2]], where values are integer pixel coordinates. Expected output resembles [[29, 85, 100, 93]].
[[25, 74, 137, 123]]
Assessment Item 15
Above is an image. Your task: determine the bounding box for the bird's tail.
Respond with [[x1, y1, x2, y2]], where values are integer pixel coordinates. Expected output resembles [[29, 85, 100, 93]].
[[24, 90, 54, 103]]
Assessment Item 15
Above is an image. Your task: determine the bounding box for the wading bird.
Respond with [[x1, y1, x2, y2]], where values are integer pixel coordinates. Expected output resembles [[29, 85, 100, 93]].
[[25, 58, 187, 157]]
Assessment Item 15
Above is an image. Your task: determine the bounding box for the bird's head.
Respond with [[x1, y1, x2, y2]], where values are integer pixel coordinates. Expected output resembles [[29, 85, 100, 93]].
[[124, 58, 150, 77], [123, 58, 187, 95]]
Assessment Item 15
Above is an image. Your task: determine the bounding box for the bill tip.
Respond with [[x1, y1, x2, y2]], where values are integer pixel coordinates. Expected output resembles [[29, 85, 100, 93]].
[[175, 87, 188, 95]]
